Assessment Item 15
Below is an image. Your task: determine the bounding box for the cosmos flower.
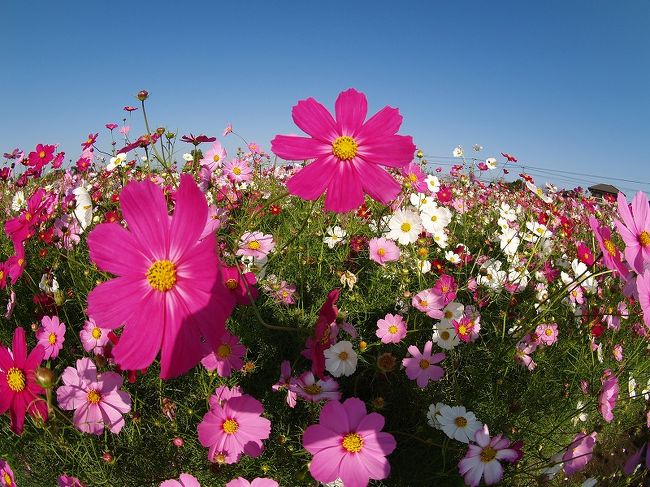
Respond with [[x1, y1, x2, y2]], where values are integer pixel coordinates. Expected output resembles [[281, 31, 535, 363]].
[[272, 88, 415, 213], [402, 341, 445, 388], [160, 473, 201, 487], [458, 424, 520, 486], [35, 315, 66, 360]]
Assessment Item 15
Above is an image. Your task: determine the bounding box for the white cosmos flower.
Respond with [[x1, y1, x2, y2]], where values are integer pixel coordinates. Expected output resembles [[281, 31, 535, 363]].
[[182, 153, 194, 162], [323, 226, 346, 249], [432, 230, 449, 249], [440, 302, 464, 325], [324, 341, 357, 377], [432, 323, 460, 350], [427, 402, 447, 429], [11, 191, 25, 212], [425, 175, 441, 193], [106, 153, 127, 171], [445, 250, 461, 264], [524, 221, 551, 242], [417, 259, 431, 275], [499, 227, 520, 256], [39, 274, 59, 294], [410, 192, 433, 208], [436, 405, 482, 443], [452, 146, 464, 158], [72, 186, 93, 231], [421, 205, 452, 234], [387, 209, 422, 245], [485, 157, 497, 169], [525, 181, 553, 204]]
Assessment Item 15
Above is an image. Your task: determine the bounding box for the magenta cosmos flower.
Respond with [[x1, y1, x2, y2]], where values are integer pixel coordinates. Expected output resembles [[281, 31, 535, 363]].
[[588, 216, 629, 279], [290, 371, 341, 403], [402, 341, 445, 388], [458, 425, 520, 486], [368, 237, 400, 265], [197, 393, 271, 464], [303, 397, 396, 487], [271, 88, 416, 213], [200, 330, 246, 377], [87, 174, 234, 378], [160, 473, 201, 487], [562, 431, 597, 475], [0, 327, 48, 434], [535, 323, 558, 346], [615, 191, 650, 275], [56, 357, 131, 435], [376, 313, 407, 344], [58, 474, 85, 487], [226, 478, 278, 487], [35, 315, 66, 359]]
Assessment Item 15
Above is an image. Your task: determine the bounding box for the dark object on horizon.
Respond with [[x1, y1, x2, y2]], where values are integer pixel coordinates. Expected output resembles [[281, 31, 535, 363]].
[[588, 183, 623, 199]]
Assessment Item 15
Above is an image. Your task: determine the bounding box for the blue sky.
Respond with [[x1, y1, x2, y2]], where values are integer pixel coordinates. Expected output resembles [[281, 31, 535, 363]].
[[4, 0, 649, 194]]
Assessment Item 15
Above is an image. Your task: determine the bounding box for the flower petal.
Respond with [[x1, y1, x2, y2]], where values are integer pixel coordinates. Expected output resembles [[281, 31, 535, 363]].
[[169, 174, 208, 262], [286, 157, 337, 201], [87, 223, 149, 277], [335, 88, 368, 136], [324, 161, 364, 213], [292, 97, 339, 142], [271, 135, 331, 161], [354, 159, 401, 205], [357, 134, 415, 168], [356, 105, 403, 141]]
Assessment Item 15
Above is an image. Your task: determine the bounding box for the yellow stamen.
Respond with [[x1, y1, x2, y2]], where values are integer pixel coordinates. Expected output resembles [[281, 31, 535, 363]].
[[338, 351, 349, 361], [247, 240, 261, 250], [639, 231, 650, 247], [222, 418, 238, 434], [48, 333, 57, 345], [87, 390, 101, 404], [545, 328, 553, 336], [400, 222, 412, 233], [217, 344, 231, 358], [480, 446, 497, 462], [454, 416, 468, 427], [3, 472, 13, 486], [212, 154, 220, 163], [232, 166, 242, 175], [225, 278, 238, 290], [7, 367, 26, 392], [440, 330, 450, 340], [332, 136, 358, 161], [388, 325, 398, 334], [603, 239, 617, 256], [342, 432, 364, 453], [304, 384, 322, 395], [377, 248, 386, 256], [146, 260, 177, 292], [92, 328, 102, 339], [419, 359, 430, 370]]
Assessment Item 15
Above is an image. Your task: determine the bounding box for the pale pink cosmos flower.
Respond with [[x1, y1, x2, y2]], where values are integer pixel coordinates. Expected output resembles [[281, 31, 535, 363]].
[[368, 237, 400, 265], [615, 191, 650, 274], [535, 323, 558, 346], [376, 313, 407, 344], [598, 370, 619, 423], [289, 371, 341, 402], [36, 315, 66, 359], [458, 424, 520, 486], [223, 124, 233, 136], [613, 344, 623, 362], [200, 141, 227, 171], [160, 473, 201, 487], [119, 125, 130, 137], [197, 393, 271, 464], [201, 331, 246, 378], [226, 478, 278, 487], [208, 385, 243, 410], [271, 360, 297, 408], [562, 432, 597, 475], [514, 340, 537, 371], [58, 474, 85, 487], [80, 318, 111, 355], [236, 231, 275, 259], [271, 88, 416, 213], [303, 397, 396, 487], [402, 341, 445, 388], [223, 158, 252, 183], [412, 288, 445, 319], [56, 357, 131, 435]]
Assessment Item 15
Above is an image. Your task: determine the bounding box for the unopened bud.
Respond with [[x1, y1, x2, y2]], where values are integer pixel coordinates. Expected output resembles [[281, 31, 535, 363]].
[[137, 90, 149, 101], [54, 290, 65, 306], [35, 367, 55, 388]]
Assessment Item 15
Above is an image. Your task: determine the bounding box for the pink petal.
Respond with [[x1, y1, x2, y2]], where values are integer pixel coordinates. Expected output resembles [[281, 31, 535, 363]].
[[24, 344, 45, 373], [317, 400, 350, 435], [271, 135, 331, 161], [303, 424, 342, 453], [309, 448, 344, 484], [357, 448, 391, 480], [285, 157, 337, 201], [339, 452, 371, 487], [88, 223, 149, 276], [11, 327, 27, 368], [482, 460, 503, 485], [632, 192, 650, 231], [335, 88, 368, 136], [88, 276, 149, 330], [0, 382, 11, 413], [342, 397, 368, 430], [357, 134, 415, 168], [0, 346, 13, 371], [324, 161, 364, 213], [356, 106, 403, 142], [354, 159, 401, 205], [169, 174, 209, 262], [291, 97, 339, 142]]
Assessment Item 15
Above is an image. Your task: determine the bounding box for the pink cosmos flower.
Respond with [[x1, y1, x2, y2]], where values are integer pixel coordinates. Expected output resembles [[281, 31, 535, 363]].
[[401, 162, 427, 192], [226, 478, 278, 487], [200, 331, 246, 377], [535, 323, 558, 346], [160, 473, 201, 487], [223, 124, 233, 136], [56, 357, 131, 435], [623, 442, 649, 476], [613, 343, 623, 362], [290, 371, 341, 402], [412, 288, 445, 319], [615, 192, 650, 274], [458, 424, 520, 486], [0, 327, 48, 434], [119, 125, 130, 136], [208, 385, 244, 410], [589, 217, 629, 278], [514, 340, 537, 371], [80, 318, 111, 355], [35, 315, 66, 360], [271, 360, 297, 408], [563, 432, 597, 475], [368, 237, 400, 265], [376, 313, 407, 344], [223, 158, 253, 183], [221, 264, 258, 305], [197, 393, 271, 464], [86, 175, 234, 378], [637, 269, 650, 329], [200, 141, 227, 171], [58, 474, 85, 486], [435, 274, 458, 305], [271, 88, 416, 213], [1, 460, 15, 486], [598, 370, 619, 423], [201, 205, 226, 239], [402, 341, 445, 388], [236, 231, 275, 260], [303, 397, 396, 487], [576, 241, 594, 266], [27, 143, 55, 170], [453, 315, 481, 343], [308, 289, 340, 379]]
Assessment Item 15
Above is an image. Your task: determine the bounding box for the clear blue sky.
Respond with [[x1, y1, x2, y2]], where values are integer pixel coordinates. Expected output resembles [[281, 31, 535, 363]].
[[3, 0, 649, 195]]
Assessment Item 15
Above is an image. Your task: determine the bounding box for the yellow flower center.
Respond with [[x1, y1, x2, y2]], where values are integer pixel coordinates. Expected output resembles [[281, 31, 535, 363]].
[[0, 270, 3, 281], [338, 351, 349, 361], [388, 325, 398, 334], [232, 166, 242, 175], [146, 260, 177, 292], [603, 239, 617, 256], [304, 384, 322, 395], [480, 446, 497, 463], [545, 328, 553, 336], [87, 389, 102, 404], [25, 213, 32, 221], [454, 416, 468, 427], [408, 173, 418, 183], [440, 330, 450, 340], [225, 278, 238, 290], [92, 327, 102, 339], [223, 418, 239, 434], [377, 248, 386, 256], [213, 452, 227, 464], [3, 472, 12, 486], [48, 332, 57, 345], [213, 154, 220, 163], [342, 432, 364, 453], [400, 222, 412, 233], [430, 215, 438, 222], [7, 367, 26, 392], [444, 310, 453, 319], [639, 231, 650, 247], [419, 359, 430, 370], [217, 344, 231, 358], [86, 137, 93, 145], [458, 325, 467, 335], [39, 150, 46, 159], [332, 136, 358, 161], [247, 240, 261, 250], [419, 300, 428, 308]]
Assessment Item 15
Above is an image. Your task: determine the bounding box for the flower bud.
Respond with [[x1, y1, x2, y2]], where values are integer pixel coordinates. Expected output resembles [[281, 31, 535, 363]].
[[35, 367, 55, 388], [137, 90, 149, 101]]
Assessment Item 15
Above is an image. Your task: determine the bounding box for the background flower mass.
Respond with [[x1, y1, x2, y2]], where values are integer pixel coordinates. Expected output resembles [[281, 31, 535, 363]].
[[0, 86, 649, 487]]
